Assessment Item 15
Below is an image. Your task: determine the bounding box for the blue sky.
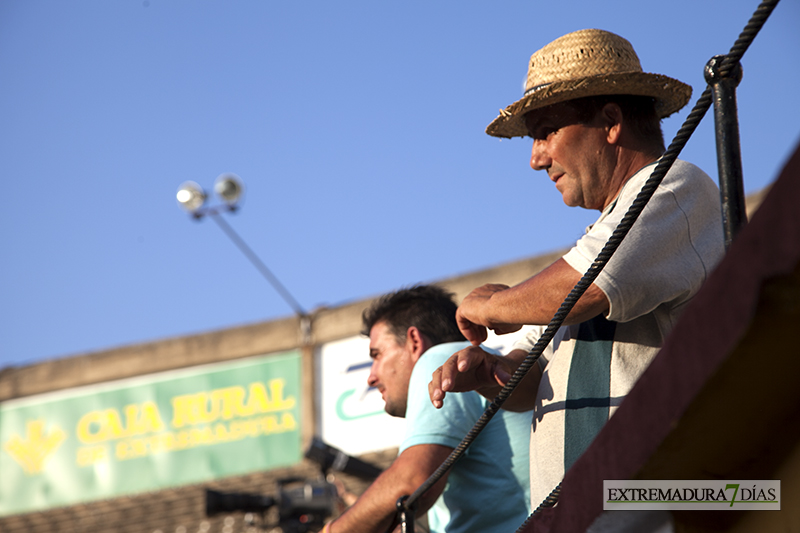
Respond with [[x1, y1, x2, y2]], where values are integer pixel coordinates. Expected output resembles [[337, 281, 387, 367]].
[[1, 0, 798, 369]]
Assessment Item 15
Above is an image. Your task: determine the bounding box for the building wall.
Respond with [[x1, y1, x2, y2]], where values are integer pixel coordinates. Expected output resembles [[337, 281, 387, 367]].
[[0, 185, 770, 533], [0, 249, 565, 533]]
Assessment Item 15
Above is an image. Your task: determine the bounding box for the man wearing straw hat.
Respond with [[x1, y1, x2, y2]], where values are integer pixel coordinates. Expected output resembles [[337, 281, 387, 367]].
[[429, 29, 725, 509]]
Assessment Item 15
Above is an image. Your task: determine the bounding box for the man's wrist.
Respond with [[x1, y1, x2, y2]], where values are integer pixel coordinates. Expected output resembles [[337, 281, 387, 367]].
[[475, 383, 504, 401], [506, 349, 529, 366]]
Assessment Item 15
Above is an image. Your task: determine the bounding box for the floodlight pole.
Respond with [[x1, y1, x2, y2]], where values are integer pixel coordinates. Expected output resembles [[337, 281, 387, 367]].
[[207, 209, 307, 319], [177, 177, 316, 447]]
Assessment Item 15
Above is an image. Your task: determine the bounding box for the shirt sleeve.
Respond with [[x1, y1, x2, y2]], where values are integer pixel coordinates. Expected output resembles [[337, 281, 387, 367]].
[[400, 344, 486, 453], [510, 324, 565, 371], [563, 160, 722, 323]]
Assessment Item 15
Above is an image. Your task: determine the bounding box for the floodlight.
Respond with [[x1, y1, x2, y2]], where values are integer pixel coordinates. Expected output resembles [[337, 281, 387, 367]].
[[176, 181, 207, 213], [214, 173, 243, 207], [174, 173, 306, 316]]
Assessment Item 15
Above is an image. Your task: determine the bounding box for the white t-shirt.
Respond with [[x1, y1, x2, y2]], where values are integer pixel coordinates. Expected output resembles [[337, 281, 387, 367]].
[[513, 159, 725, 507]]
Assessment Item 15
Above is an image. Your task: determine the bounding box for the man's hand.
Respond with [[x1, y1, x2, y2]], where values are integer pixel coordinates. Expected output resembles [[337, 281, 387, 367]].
[[456, 284, 522, 345], [429, 348, 539, 412], [428, 346, 516, 408], [455, 260, 612, 341]]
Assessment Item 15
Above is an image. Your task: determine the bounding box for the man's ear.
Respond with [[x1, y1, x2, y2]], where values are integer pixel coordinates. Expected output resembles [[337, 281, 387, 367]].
[[602, 102, 624, 145], [405, 326, 431, 363]]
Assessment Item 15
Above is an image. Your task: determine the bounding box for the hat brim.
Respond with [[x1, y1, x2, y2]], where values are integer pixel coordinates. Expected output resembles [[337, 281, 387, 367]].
[[486, 71, 692, 138]]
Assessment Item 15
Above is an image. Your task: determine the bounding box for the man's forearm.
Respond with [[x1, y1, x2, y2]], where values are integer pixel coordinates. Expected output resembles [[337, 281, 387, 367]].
[[328, 478, 397, 533], [462, 259, 610, 329], [328, 444, 451, 533]]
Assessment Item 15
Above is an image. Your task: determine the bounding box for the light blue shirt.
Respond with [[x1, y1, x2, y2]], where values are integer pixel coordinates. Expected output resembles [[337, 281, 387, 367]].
[[401, 342, 532, 533]]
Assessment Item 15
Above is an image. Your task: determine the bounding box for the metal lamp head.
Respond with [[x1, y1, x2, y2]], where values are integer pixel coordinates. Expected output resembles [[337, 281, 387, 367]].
[[214, 173, 243, 209], [176, 181, 207, 213]]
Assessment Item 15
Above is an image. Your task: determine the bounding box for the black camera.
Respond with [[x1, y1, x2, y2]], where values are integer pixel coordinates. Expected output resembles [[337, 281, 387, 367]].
[[206, 478, 336, 533], [205, 489, 276, 516], [205, 438, 382, 532], [304, 437, 383, 481]]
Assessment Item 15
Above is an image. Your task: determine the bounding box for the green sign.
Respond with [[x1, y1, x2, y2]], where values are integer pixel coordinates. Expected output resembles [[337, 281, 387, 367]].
[[0, 351, 302, 516]]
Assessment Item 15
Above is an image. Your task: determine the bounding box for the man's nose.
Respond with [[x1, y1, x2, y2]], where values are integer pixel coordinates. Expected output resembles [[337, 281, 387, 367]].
[[530, 139, 551, 171], [367, 364, 378, 387]]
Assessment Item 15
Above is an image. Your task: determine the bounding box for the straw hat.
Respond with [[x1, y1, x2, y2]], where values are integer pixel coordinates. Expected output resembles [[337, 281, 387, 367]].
[[486, 29, 692, 138]]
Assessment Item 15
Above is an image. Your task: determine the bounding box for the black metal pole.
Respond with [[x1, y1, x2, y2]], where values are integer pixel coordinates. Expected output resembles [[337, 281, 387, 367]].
[[705, 54, 747, 249]]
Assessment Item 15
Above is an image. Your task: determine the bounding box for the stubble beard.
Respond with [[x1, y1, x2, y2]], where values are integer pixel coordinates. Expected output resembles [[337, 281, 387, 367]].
[[383, 398, 406, 419]]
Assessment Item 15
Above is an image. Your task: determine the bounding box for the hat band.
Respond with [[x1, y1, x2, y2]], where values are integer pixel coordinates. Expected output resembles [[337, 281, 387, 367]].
[[523, 82, 552, 97]]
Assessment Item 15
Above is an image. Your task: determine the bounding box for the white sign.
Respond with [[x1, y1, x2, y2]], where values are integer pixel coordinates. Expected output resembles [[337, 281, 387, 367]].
[[316, 326, 539, 457], [317, 336, 405, 456]]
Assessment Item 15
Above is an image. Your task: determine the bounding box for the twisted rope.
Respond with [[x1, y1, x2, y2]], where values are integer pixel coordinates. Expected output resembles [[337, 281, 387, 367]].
[[402, 0, 780, 524]]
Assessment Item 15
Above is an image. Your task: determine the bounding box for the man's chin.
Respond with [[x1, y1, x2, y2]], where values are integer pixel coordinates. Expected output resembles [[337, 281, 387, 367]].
[[559, 192, 580, 208], [383, 403, 406, 419]]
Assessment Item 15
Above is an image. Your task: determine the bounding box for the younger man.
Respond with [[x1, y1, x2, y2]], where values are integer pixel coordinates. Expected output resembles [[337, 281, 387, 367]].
[[328, 285, 531, 533]]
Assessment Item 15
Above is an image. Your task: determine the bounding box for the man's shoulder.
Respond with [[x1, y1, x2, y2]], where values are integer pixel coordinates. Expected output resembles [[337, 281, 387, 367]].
[[662, 159, 721, 211], [420, 341, 472, 364], [409, 341, 471, 389], [409, 341, 486, 410], [629, 158, 711, 184], [666, 158, 714, 182], [620, 158, 719, 207]]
